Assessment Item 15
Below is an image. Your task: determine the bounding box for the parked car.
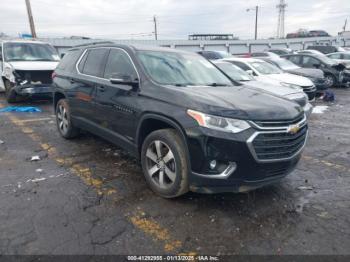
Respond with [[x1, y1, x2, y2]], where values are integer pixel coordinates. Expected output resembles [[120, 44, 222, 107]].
[[223, 57, 317, 100], [196, 50, 232, 60], [326, 52, 350, 68], [258, 57, 327, 91], [0, 40, 60, 102], [250, 52, 280, 59], [213, 60, 312, 117], [283, 53, 350, 88], [308, 30, 330, 37], [53, 44, 308, 198], [306, 45, 345, 54], [268, 48, 295, 56], [297, 50, 325, 56]]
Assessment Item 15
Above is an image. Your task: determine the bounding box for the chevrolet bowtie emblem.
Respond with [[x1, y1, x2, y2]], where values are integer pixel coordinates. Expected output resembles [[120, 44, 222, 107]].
[[287, 124, 300, 135]]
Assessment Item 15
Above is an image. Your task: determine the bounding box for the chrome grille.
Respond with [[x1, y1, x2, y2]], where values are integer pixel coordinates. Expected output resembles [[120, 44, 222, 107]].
[[248, 115, 308, 162]]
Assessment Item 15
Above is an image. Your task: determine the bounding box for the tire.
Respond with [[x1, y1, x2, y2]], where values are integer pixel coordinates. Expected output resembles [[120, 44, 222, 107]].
[[4, 80, 20, 103], [324, 74, 337, 88], [56, 99, 80, 139], [141, 129, 189, 198]]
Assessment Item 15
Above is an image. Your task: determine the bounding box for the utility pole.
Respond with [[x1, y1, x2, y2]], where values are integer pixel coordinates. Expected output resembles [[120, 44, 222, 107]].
[[343, 18, 348, 32], [153, 15, 158, 40], [276, 0, 287, 38], [247, 6, 259, 40], [25, 0, 37, 38]]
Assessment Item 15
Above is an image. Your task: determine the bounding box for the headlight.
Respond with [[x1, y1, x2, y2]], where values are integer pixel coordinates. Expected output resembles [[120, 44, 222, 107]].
[[280, 82, 303, 90], [187, 109, 250, 133], [285, 93, 308, 101], [3, 63, 16, 82]]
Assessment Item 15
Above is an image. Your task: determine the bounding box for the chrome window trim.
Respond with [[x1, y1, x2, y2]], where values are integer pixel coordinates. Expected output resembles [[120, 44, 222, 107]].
[[75, 46, 141, 85]]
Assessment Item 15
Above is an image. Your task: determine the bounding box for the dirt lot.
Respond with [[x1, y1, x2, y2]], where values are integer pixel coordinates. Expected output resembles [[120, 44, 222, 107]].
[[0, 89, 349, 256]]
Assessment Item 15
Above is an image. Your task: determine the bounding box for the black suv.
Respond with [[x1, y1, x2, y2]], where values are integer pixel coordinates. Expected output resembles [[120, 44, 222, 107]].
[[53, 44, 308, 198], [284, 54, 350, 88]]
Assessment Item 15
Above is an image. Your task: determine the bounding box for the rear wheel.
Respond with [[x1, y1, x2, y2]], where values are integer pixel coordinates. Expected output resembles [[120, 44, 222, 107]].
[[141, 129, 189, 198], [56, 99, 80, 139]]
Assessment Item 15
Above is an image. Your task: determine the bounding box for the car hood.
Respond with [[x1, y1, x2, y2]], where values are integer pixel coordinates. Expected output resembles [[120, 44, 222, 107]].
[[165, 84, 302, 121], [8, 61, 59, 71], [263, 73, 314, 86], [241, 80, 303, 97], [286, 68, 324, 78]]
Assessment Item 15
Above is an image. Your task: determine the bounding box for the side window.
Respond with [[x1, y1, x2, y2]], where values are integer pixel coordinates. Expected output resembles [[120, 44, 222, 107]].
[[0, 45, 2, 61], [57, 49, 81, 72], [288, 56, 301, 65], [103, 49, 137, 80], [328, 53, 341, 59], [231, 61, 251, 71], [82, 48, 108, 77], [343, 54, 350, 60], [302, 56, 320, 67]]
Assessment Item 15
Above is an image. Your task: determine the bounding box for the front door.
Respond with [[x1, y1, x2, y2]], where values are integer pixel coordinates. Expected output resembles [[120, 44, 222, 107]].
[[94, 48, 139, 143]]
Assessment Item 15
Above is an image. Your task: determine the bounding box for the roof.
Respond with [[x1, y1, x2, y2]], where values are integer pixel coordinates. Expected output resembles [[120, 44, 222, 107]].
[[69, 43, 194, 55], [223, 57, 265, 63]]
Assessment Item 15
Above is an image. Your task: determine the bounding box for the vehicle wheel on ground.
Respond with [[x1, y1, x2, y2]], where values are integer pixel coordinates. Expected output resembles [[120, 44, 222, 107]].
[[141, 129, 189, 198], [4, 80, 20, 103], [56, 99, 80, 139], [324, 74, 337, 88]]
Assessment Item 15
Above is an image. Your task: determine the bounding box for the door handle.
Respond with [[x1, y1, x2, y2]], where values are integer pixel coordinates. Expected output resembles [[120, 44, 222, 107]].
[[97, 86, 105, 92], [70, 78, 75, 84]]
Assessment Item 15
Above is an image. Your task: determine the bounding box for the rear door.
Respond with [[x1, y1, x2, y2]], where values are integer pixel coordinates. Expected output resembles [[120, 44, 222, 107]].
[[73, 48, 109, 124], [94, 48, 139, 142]]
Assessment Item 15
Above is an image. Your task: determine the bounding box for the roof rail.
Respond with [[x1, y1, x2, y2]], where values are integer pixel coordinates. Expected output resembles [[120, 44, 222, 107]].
[[73, 41, 115, 48]]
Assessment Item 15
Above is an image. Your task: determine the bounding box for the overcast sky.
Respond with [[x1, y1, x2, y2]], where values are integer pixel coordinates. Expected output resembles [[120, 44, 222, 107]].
[[0, 0, 349, 40]]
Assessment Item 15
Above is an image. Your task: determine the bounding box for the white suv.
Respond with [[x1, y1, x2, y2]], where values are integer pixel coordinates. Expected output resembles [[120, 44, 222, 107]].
[[0, 40, 60, 102]]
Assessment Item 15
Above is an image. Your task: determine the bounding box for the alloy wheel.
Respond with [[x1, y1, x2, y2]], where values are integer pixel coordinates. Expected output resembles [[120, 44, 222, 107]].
[[325, 75, 334, 87], [57, 104, 69, 135], [145, 140, 176, 189]]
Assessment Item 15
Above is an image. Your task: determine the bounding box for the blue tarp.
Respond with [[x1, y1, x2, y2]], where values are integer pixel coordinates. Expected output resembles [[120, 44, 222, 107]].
[[0, 106, 42, 113]]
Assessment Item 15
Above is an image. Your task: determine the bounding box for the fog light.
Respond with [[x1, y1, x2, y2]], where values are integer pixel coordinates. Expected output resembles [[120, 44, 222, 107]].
[[209, 160, 217, 170]]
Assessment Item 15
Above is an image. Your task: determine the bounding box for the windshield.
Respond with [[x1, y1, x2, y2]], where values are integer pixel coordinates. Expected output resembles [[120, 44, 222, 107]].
[[274, 59, 300, 70], [249, 61, 282, 75], [215, 62, 254, 81], [4, 42, 60, 62], [137, 51, 233, 86]]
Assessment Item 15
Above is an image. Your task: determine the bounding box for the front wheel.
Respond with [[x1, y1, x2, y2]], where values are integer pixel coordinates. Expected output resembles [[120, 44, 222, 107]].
[[56, 99, 80, 139], [4, 80, 20, 103], [141, 129, 189, 198], [324, 74, 337, 88]]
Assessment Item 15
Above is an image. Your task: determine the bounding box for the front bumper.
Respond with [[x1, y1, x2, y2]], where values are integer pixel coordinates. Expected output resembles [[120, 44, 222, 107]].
[[302, 85, 317, 101], [185, 116, 307, 193], [14, 84, 53, 98]]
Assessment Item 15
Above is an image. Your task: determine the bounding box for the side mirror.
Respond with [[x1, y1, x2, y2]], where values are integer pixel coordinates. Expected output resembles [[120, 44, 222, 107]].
[[313, 64, 320, 68], [109, 74, 139, 89], [60, 53, 65, 59], [246, 70, 254, 76]]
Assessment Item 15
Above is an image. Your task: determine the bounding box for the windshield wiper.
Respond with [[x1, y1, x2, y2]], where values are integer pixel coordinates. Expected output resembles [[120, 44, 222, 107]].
[[205, 83, 230, 87]]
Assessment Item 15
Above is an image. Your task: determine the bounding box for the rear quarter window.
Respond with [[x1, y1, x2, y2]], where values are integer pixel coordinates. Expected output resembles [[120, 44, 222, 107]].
[[56, 49, 81, 73]]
